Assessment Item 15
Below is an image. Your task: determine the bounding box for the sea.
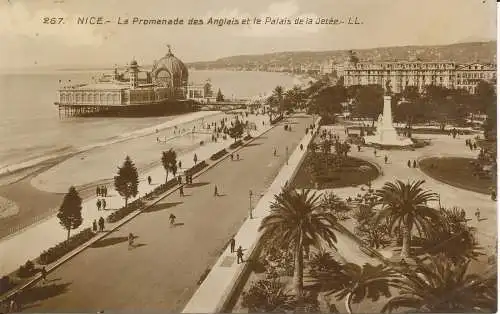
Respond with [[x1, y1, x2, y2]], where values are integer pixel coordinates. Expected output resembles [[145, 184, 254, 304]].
[[0, 70, 299, 174]]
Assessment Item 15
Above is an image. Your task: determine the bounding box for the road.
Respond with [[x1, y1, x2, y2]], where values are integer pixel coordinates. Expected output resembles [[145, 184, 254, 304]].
[[19, 116, 309, 312]]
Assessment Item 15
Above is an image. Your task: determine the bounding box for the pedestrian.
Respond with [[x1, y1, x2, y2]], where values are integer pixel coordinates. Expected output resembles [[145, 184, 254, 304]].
[[96, 199, 101, 211], [96, 186, 100, 197], [214, 185, 219, 197], [98, 217, 105, 232], [102, 199, 106, 210], [300, 144, 303, 151], [179, 185, 184, 197], [237, 154, 240, 160], [357, 145, 361, 152], [236, 246, 244, 264], [92, 219, 97, 232], [9, 296, 19, 313], [177, 175, 182, 185], [229, 238, 236, 253], [231, 153, 234, 161], [273, 147, 277, 157], [40, 266, 47, 282], [407, 160, 411, 168], [475, 208, 481, 221], [413, 160, 417, 168], [374, 149, 377, 157], [128, 233, 134, 249], [384, 155, 388, 164], [148, 176, 152, 185], [104, 186, 107, 197], [169, 213, 176, 225], [178, 160, 182, 169], [194, 153, 198, 165], [473, 143, 477, 150]]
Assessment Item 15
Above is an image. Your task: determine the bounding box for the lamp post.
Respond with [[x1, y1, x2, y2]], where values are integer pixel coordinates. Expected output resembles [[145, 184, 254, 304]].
[[249, 189, 253, 219], [286, 146, 289, 165], [438, 193, 442, 209]]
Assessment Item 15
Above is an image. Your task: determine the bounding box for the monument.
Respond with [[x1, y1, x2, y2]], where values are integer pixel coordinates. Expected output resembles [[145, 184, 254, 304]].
[[364, 80, 413, 147]]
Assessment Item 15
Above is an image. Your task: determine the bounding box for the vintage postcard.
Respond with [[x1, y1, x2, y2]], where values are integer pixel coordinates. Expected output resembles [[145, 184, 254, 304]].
[[0, 0, 497, 312]]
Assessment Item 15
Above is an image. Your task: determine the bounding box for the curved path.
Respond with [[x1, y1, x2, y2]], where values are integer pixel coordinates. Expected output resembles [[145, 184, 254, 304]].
[[19, 116, 310, 312]]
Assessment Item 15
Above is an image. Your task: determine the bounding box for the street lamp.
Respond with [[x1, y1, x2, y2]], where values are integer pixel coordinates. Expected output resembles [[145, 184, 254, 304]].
[[249, 189, 253, 219], [286, 146, 289, 165]]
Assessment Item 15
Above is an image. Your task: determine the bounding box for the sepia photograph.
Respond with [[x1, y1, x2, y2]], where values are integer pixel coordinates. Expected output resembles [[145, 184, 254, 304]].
[[0, 0, 497, 312]]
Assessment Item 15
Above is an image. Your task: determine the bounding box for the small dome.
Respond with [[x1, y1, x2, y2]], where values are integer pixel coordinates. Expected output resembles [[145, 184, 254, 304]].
[[130, 59, 138, 66]]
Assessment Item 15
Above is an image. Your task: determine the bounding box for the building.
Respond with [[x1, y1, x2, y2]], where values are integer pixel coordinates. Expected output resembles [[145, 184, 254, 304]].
[[343, 58, 496, 94], [56, 46, 190, 116]]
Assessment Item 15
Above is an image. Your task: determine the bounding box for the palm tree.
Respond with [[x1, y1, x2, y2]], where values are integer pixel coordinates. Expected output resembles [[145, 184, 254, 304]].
[[241, 278, 295, 312], [383, 254, 497, 313], [259, 188, 339, 305], [312, 262, 399, 314], [272, 85, 285, 116], [375, 180, 439, 258]]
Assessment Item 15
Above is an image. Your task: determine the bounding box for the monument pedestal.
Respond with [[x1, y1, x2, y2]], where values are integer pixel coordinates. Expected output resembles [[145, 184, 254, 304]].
[[364, 95, 413, 147]]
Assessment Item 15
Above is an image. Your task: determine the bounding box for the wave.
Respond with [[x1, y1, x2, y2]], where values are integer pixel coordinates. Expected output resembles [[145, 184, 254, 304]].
[[0, 111, 220, 177]]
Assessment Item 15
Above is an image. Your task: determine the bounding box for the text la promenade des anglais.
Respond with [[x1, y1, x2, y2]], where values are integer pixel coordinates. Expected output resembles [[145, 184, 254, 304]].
[[42, 16, 362, 26]]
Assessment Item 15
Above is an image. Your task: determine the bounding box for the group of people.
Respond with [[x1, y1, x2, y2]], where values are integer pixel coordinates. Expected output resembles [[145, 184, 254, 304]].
[[230, 153, 240, 161], [92, 217, 106, 233], [96, 198, 107, 211], [465, 138, 478, 151], [407, 159, 418, 168], [229, 238, 245, 264], [96, 185, 108, 197]]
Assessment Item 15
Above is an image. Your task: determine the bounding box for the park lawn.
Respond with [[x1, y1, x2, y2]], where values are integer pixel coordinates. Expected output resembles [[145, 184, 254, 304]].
[[419, 157, 493, 195], [292, 152, 380, 189]]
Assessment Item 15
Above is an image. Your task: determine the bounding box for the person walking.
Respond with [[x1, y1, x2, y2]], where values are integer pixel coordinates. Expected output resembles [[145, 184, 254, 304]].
[[413, 160, 417, 168], [169, 213, 176, 225], [300, 144, 303, 151], [357, 145, 361, 152], [92, 220, 98, 232], [177, 175, 182, 185], [407, 160, 411, 168], [178, 160, 182, 169], [40, 266, 47, 283], [102, 199, 106, 210], [373, 149, 377, 157], [147, 176, 152, 185], [229, 238, 236, 253], [384, 155, 388, 164], [96, 199, 101, 211], [214, 185, 219, 197], [273, 147, 277, 157], [236, 154, 240, 160], [236, 246, 244, 264], [128, 233, 134, 249], [96, 186, 100, 197], [179, 185, 184, 197], [231, 153, 234, 161], [98, 217, 105, 232], [475, 208, 481, 222], [193, 153, 198, 165], [103, 186, 107, 197]]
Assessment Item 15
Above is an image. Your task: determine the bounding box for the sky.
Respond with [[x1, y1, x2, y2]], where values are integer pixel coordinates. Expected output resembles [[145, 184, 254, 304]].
[[0, 0, 496, 69]]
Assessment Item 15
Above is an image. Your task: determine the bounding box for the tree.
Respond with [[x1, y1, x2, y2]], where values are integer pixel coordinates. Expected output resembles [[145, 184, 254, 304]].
[[229, 119, 244, 142], [352, 85, 384, 125], [161, 149, 177, 183], [57, 186, 83, 240], [383, 255, 497, 313], [375, 180, 439, 258], [114, 156, 139, 207], [272, 85, 285, 116], [320, 192, 351, 221], [216, 88, 224, 102], [313, 262, 398, 314], [308, 85, 345, 123], [258, 188, 339, 306]]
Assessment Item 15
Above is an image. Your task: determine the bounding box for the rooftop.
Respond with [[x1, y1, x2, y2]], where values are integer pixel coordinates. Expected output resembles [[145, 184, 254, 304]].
[[61, 82, 130, 90]]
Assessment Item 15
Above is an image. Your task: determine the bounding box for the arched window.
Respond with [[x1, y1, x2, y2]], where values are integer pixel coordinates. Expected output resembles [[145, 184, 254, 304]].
[[113, 94, 118, 103]]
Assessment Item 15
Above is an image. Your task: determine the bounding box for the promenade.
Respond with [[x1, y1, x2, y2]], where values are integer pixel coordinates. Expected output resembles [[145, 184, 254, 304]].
[[0, 112, 268, 277], [17, 115, 310, 312]]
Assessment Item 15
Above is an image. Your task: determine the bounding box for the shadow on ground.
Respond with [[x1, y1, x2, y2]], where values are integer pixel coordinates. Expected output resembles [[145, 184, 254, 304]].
[[90, 236, 128, 248], [244, 142, 262, 147], [18, 282, 72, 310], [143, 201, 183, 213], [186, 182, 210, 188]]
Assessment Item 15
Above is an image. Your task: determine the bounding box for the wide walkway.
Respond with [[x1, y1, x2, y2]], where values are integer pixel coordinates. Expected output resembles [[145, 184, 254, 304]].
[[0, 113, 268, 277], [19, 116, 310, 312]]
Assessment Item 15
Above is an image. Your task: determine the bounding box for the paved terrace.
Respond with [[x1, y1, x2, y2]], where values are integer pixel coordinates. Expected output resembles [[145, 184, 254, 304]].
[[18, 116, 310, 312]]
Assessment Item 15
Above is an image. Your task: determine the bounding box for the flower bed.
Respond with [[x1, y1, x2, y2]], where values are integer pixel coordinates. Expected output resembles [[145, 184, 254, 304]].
[[37, 228, 96, 265], [185, 160, 208, 176], [106, 199, 145, 223], [229, 140, 243, 149], [210, 149, 228, 161]]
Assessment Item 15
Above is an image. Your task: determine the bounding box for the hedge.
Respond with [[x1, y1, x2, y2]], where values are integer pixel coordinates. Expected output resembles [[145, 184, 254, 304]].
[[243, 134, 252, 141], [210, 149, 228, 161], [38, 228, 95, 265], [229, 140, 243, 149], [185, 160, 208, 176], [17, 260, 35, 278], [0, 275, 14, 295], [106, 199, 145, 223]]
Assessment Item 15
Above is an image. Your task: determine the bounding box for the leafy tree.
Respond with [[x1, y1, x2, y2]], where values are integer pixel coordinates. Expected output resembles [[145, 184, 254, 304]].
[[161, 149, 177, 183], [57, 186, 83, 240], [229, 119, 244, 142], [383, 255, 497, 313], [375, 180, 439, 258], [272, 85, 285, 116], [313, 262, 398, 314], [259, 188, 339, 306], [476, 81, 497, 139], [114, 156, 139, 207], [352, 85, 384, 125], [241, 279, 295, 312], [320, 192, 351, 221], [216, 88, 224, 102]]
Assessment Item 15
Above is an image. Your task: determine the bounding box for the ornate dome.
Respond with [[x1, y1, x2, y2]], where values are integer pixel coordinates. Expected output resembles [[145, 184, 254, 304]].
[[152, 46, 188, 86]]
